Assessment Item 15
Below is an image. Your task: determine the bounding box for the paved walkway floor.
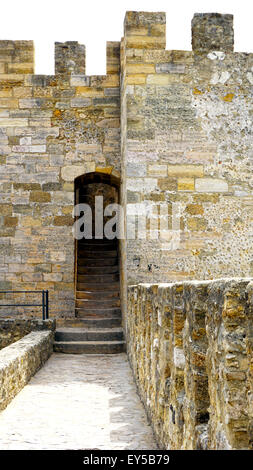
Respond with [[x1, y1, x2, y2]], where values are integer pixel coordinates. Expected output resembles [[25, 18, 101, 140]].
[[0, 353, 157, 450]]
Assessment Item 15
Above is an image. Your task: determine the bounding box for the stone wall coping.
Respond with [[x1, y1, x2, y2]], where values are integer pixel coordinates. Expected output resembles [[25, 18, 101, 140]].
[[0, 330, 54, 411], [0, 331, 52, 366], [129, 277, 253, 289]]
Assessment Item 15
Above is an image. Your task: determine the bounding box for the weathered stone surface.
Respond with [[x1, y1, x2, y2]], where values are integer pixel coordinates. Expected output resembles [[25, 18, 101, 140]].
[[120, 10, 253, 290], [0, 331, 54, 411], [55, 42, 86, 75], [192, 13, 234, 53], [195, 178, 228, 193], [61, 165, 93, 182], [127, 279, 253, 450], [53, 215, 73, 226], [206, 280, 252, 449], [0, 318, 55, 350], [29, 191, 51, 203], [0, 36, 120, 318]]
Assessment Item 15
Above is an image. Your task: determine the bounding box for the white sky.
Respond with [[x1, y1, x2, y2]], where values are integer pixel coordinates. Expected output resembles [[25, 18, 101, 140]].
[[2, 0, 253, 75]]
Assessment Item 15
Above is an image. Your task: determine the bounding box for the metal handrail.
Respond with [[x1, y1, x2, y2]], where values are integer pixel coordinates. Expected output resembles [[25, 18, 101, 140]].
[[0, 290, 49, 320]]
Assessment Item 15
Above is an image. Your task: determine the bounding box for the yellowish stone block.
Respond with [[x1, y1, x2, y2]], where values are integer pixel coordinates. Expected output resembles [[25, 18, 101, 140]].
[[193, 87, 203, 95], [0, 98, 18, 108], [0, 74, 24, 80], [95, 166, 113, 175], [0, 89, 12, 98], [178, 178, 195, 191], [187, 217, 208, 231], [21, 217, 42, 227], [223, 93, 234, 102], [168, 165, 204, 178], [127, 74, 146, 85], [7, 63, 34, 74], [126, 63, 155, 74], [150, 24, 166, 37], [101, 74, 120, 87], [185, 204, 204, 215], [13, 87, 33, 98], [62, 183, 74, 192], [126, 36, 165, 50], [75, 87, 104, 97], [124, 26, 149, 36]]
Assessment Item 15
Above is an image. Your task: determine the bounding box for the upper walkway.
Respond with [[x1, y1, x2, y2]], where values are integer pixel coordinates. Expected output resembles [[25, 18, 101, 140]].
[[0, 353, 157, 450]]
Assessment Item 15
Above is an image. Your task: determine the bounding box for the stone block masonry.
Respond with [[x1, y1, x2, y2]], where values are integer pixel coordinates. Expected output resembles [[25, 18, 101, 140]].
[[121, 11, 253, 299], [0, 39, 120, 318], [0, 11, 253, 324], [0, 330, 54, 411], [127, 279, 253, 450], [0, 12, 252, 452]]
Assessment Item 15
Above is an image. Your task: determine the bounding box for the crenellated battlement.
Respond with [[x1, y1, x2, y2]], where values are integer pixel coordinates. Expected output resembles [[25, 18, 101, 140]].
[[124, 11, 166, 50], [123, 11, 235, 54], [0, 11, 239, 81], [0, 39, 120, 84], [0, 40, 34, 74], [55, 41, 86, 75], [106, 41, 120, 75], [191, 13, 234, 53]]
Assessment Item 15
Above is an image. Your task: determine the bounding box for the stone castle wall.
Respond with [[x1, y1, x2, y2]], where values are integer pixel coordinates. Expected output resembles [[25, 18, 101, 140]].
[[0, 12, 253, 320], [127, 279, 253, 450], [0, 40, 120, 317], [0, 11, 252, 452], [121, 12, 253, 289]]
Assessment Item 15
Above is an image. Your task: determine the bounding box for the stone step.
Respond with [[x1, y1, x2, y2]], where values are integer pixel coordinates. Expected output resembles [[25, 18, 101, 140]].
[[57, 317, 122, 329], [75, 230, 121, 336], [77, 282, 120, 291], [76, 290, 120, 300], [75, 307, 121, 318], [54, 340, 126, 354], [55, 327, 124, 342], [77, 265, 119, 274], [78, 257, 117, 266], [75, 298, 120, 309], [77, 250, 117, 258], [77, 273, 119, 283]]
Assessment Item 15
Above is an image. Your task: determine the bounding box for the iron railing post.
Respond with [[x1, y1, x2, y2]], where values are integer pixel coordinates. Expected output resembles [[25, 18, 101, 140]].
[[42, 290, 45, 320], [45, 290, 49, 319]]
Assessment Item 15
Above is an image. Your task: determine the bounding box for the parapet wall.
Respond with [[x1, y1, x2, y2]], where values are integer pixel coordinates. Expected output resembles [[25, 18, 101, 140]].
[[127, 279, 253, 449], [0, 330, 54, 411], [0, 318, 55, 350]]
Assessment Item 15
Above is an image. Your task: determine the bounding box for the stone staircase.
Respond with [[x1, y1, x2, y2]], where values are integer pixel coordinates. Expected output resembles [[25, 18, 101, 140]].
[[54, 238, 125, 354]]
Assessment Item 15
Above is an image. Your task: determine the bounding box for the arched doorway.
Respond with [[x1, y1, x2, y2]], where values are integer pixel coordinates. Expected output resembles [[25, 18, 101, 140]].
[[74, 172, 121, 324]]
